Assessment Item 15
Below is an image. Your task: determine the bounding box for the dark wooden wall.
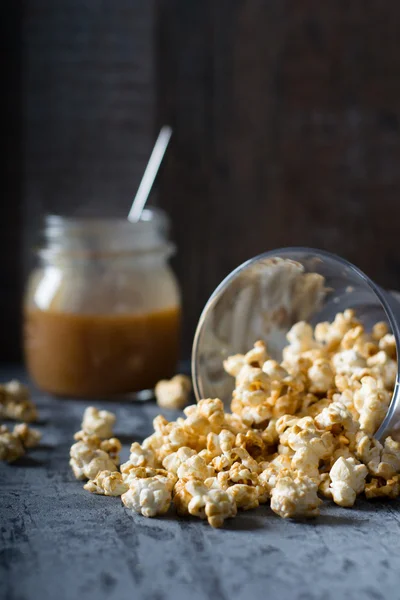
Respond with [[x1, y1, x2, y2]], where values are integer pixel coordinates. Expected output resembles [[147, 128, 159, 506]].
[[158, 0, 400, 355], [4, 1, 400, 360]]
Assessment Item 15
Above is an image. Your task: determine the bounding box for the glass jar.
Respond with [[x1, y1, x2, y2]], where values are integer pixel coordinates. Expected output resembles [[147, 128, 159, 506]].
[[23, 209, 181, 398], [192, 247, 400, 440]]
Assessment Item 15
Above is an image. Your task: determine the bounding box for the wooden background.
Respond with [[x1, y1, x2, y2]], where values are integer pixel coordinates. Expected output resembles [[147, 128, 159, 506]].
[[3, 0, 400, 360]]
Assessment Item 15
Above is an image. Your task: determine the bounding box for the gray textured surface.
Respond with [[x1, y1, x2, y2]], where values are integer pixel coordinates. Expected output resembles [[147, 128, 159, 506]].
[[1, 367, 400, 600]]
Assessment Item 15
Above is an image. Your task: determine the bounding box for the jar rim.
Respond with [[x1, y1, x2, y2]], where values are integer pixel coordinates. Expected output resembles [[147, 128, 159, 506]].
[[45, 207, 169, 235], [40, 207, 173, 259]]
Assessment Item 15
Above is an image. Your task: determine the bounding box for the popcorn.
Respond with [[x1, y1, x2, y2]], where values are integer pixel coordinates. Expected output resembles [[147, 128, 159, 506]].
[[69, 434, 119, 480], [235, 430, 264, 458], [307, 359, 334, 394], [314, 309, 359, 350], [258, 454, 293, 497], [84, 471, 129, 496], [122, 477, 172, 517], [318, 473, 332, 499], [226, 484, 259, 510], [0, 380, 37, 422], [372, 322, 389, 342], [121, 442, 157, 470], [176, 454, 215, 481], [81, 406, 116, 439], [367, 351, 397, 390], [173, 479, 237, 527], [162, 447, 197, 474], [99, 438, 122, 464], [270, 471, 322, 519], [262, 360, 288, 385], [365, 476, 400, 499], [223, 354, 245, 377], [378, 334, 396, 359], [354, 376, 390, 435], [244, 341, 269, 367], [0, 423, 41, 463], [0, 425, 25, 462], [332, 350, 366, 376], [291, 447, 320, 481], [122, 466, 176, 489], [71, 311, 399, 527], [155, 374, 192, 410], [356, 434, 400, 480], [314, 402, 357, 436], [329, 457, 368, 507], [13, 423, 42, 448]]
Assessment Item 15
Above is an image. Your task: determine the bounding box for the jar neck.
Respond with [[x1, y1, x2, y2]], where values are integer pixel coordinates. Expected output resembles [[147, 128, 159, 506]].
[[39, 209, 174, 264]]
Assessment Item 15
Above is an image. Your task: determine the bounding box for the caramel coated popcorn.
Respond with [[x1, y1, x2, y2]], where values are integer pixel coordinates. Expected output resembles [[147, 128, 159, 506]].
[[84, 470, 129, 496], [155, 374, 192, 410], [0, 380, 37, 422], [0, 423, 41, 463], [70, 412, 121, 481], [81, 406, 116, 439], [73, 311, 399, 528], [122, 474, 173, 518], [125, 311, 397, 526]]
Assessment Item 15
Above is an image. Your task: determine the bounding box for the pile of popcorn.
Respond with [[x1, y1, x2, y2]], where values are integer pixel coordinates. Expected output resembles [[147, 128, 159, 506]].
[[72, 310, 400, 527], [0, 381, 41, 462]]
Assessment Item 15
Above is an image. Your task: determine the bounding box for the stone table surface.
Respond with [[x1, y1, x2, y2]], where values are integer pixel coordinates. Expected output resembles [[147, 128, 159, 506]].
[[1, 367, 400, 600]]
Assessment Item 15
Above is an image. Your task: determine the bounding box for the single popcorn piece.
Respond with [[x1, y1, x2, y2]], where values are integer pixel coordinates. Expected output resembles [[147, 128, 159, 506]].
[[122, 466, 176, 488], [0, 423, 42, 463], [377, 437, 400, 479], [314, 310, 359, 350], [367, 351, 397, 390], [307, 359, 334, 394], [99, 438, 122, 464], [174, 479, 237, 527], [84, 470, 129, 496], [319, 473, 332, 499], [0, 380, 37, 422], [81, 406, 116, 439], [262, 360, 289, 385], [354, 376, 390, 435], [291, 446, 321, 481], [223, 354, 245, 377], [81, 450, 119, 481], [365, 476, 400, 499], [13, 423, 42, 448], [176, 454, 215, 481], [121, 442, 157, 470], [258, 454, 293, 498], [0, 425, 26, 462], [286, 322, 318, 354], [70, 434, 119, 480], [225, 483, 259, 510], [162, 446, 197, 474], [155, 374, 192, 410], [244, 341, 268, 367], [122, 476, 172, 517], [372, 322, 389, 342], [356, 434, 400, 480], [314, 402, 357, 436], [378, 334, 396, 359], [270, 471, 322, 519], [332, 350, 366, 376], [329, 457, 368, 507], [207, 429, 236, 456]]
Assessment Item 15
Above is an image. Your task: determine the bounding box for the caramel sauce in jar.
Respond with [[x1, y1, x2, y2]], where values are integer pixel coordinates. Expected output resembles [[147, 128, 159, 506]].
[[23, 211, 181, 398], [24, 306, 181, 397]]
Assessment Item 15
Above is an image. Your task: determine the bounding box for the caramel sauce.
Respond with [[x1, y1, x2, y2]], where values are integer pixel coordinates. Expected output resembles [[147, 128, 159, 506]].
[[24, 306, 181, 397]]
